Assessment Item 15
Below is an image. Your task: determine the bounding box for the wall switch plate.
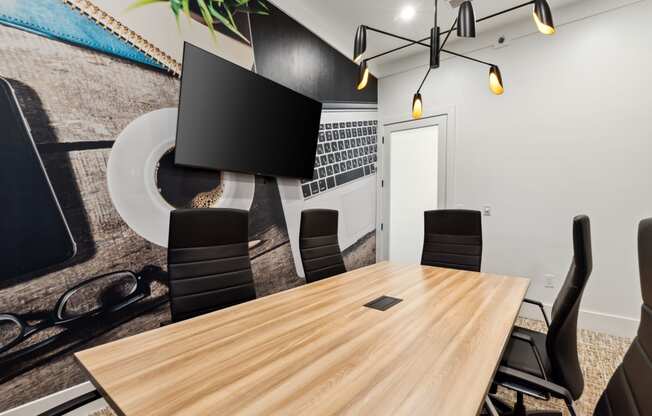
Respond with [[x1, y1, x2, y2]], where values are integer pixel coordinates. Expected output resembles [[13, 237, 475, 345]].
[[544, 274, 556, 289], [482, 205, 492, 216]]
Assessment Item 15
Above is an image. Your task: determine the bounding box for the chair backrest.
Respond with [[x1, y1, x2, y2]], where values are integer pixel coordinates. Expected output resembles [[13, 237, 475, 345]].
[[421, 210, 482, 272], [299, 209, 346, 283], [167, 209, 256, 323], [546, 215, 592, 400], [594, 218, 652, 416]]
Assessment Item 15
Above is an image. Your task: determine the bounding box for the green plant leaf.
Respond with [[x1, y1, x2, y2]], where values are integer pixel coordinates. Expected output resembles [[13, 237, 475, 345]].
[[223, 3, 237, 28], [125, 0, 166, 12], [127, 0, 269, 41], [169, 0, 183, 29], [196, 0, 217, 41], [207, 2, 249, 42]]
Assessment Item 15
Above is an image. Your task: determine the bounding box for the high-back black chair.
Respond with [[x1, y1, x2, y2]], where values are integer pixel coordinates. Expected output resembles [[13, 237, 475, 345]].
[[421, 210, 482, 272], [299, 209, 346, 283], [167, 209, 256, 323], [594, 218, 652, 416], [492, 215, 592, 416]]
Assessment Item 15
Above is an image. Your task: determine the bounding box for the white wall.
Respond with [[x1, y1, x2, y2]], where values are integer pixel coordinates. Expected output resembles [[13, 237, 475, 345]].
[[378, 0, 652, 337]]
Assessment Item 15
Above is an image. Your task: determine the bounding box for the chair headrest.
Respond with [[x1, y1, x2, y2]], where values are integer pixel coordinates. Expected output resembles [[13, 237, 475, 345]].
[[424, 210, 482, 236]]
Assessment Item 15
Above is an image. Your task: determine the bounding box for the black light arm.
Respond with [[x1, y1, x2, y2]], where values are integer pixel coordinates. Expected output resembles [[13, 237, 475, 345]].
[[357, 0, 550, 115], [365, 42, 422, 62], [365, 0, 538, 64], [441, 48, 494, 67], [363, 26, 431, 48], [416, 68, 432, 94], [439, 18, 458, 51]]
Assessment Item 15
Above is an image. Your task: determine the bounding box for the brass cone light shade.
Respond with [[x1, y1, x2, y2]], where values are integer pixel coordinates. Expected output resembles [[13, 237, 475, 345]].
[[533, 0, 555, 35], [457, 1, 476, 38], [412, 93, 423, 119], [357, 60, 369, 91], [489, 66, 504, 95], [354, 25, 367, 63]]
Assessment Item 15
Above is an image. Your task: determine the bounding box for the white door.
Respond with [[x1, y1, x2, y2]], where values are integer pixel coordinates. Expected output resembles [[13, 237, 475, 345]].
[[381, 116, 448, 264]]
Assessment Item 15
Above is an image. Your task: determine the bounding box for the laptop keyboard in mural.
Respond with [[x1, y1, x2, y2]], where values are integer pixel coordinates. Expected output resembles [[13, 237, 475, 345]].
[[302, 119, 378, 199]]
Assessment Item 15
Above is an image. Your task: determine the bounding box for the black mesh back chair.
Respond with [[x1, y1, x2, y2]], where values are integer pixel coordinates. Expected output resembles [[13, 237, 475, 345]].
[[299, 209, 346, 283], [167, 209, 256, 323], [492, 215, 592, 416], [421, 210, 482, 272], [594, 218, 652, 416]]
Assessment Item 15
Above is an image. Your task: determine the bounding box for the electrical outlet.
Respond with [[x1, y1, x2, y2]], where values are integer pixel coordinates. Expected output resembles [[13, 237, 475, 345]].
[[544, 274, 556, 289], [482, 205, 492, 216]]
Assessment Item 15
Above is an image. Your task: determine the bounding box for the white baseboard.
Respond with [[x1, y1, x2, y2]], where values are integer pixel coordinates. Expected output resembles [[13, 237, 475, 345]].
[[519, 303, 639, 339], [0, 382, 107, 416]]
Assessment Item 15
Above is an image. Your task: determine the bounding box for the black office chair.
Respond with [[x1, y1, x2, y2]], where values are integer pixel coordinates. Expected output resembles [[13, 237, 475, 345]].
[[593, 217, 652, 416], [167, 209, 256, 323], [491, 215, 592, 416], [299, 209, 346, 283], [421, 210, 482, 272]]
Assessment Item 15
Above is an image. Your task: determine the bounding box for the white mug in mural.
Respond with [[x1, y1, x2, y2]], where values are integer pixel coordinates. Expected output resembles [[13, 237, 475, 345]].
[[107, 108, 256, 247]]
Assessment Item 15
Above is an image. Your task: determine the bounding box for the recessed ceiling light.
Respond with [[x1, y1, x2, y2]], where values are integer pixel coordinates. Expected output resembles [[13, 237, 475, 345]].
[[398, 5, 417, 22]]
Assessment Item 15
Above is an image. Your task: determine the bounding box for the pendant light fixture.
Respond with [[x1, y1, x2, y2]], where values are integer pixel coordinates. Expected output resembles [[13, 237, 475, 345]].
[[533, 0, 556, 35], [412, 93, 423, 119], [353, 25, 367, 63], [357, 60, 370, 91], [489, 66, 504, 95], [353, 0, 555, 117], [457, 1, 476, 38]]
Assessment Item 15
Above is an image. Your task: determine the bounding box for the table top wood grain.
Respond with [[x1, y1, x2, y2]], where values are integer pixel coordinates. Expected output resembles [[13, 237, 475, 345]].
[[76, 262, 529, 416]]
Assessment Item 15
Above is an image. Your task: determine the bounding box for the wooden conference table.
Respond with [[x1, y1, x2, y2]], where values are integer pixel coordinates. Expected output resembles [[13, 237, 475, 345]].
[[76, 262, 529, 416]]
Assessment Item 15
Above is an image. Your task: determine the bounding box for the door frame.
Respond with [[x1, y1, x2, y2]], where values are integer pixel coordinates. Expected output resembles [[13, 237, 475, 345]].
[[376, 109, 455, 261]]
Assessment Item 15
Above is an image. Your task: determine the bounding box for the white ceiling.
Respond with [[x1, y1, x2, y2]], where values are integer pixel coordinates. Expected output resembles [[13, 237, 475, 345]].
[[273, 0, 587, 65]]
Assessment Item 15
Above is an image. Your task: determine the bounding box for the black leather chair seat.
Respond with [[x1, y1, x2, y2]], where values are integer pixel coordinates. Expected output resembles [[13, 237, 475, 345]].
[[501, 326, 553, 379]]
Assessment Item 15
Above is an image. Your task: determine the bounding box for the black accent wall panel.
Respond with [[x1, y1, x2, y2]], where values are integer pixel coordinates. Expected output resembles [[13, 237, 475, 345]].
[[250, 4, 378, 104]]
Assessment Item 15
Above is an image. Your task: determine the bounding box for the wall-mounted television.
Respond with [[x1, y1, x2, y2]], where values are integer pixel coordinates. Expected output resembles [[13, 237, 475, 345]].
[[174, 42, 323, 180]]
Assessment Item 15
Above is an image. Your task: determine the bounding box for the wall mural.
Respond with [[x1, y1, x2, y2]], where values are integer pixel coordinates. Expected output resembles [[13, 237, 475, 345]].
[[0, 0, 377, 411]]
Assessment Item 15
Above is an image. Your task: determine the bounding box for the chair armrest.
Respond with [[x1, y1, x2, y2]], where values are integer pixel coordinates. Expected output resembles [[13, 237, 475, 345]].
[[38, 390, 102, 416], [523, 298, 551, 328], [497, 366, 577, 416], [509, 331, 548, 381]]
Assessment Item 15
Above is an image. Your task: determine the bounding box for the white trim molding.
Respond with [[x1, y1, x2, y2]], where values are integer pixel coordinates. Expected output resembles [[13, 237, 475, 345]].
[[0, 382, 106, 416], [519, 303, 640, 339]]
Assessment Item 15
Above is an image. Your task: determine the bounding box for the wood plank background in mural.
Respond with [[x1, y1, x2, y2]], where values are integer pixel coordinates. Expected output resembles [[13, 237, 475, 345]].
[[0, 22, 375, 411]]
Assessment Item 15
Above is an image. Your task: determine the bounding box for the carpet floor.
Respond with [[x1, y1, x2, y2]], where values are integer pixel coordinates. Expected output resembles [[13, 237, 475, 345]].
[[90, 318, 632, 416]]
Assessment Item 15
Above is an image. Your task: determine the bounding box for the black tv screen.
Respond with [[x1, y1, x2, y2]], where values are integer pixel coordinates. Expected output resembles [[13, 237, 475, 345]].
[[175, 42, 323, 179]]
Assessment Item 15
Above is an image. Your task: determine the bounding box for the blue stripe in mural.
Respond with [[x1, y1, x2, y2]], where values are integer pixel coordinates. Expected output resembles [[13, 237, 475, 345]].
[[0, 0, 163, 69]]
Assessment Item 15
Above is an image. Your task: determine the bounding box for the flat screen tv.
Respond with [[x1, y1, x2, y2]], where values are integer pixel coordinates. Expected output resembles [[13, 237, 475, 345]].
[[175, 42, 323, 179]]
